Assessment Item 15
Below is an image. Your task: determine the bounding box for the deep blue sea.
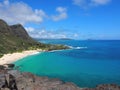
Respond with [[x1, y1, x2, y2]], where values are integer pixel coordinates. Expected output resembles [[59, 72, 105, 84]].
[[14, 40, 120, 88]]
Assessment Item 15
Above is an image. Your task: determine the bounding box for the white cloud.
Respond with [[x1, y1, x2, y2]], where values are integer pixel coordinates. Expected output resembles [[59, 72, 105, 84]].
[[0, 0, 47, 25], [52, 7, 68, 21], [74, 33, 79, 37], [73, 0, 111, 8], [91, 0, 111, 5], [25, 27, 78, 39], [0, 0, 68, 24], [25, 27, 35, 33], [73, 0, 89, 8], [27, 28, 67, 39], [3, 0, 9, 5]]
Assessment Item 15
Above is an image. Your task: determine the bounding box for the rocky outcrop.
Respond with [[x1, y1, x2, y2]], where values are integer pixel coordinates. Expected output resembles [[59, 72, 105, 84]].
[[0, 64, 120, 90], [0, 64, 81, 90]]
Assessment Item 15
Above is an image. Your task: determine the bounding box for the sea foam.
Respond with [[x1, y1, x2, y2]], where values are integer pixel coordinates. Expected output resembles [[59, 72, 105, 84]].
[[75, 47, 87, 49]]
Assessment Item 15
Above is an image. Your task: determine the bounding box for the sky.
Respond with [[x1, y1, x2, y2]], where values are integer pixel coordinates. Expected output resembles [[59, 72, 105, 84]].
[[0, 0, 120, 40]]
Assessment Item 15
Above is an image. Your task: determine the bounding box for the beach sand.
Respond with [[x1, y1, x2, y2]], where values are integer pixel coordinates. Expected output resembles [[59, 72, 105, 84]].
[[0, 49, 42, 65]]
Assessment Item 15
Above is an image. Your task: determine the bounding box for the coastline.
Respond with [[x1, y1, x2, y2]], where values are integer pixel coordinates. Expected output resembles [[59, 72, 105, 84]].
[[0, 49, 43, 65], [0, 48, 69, 65]]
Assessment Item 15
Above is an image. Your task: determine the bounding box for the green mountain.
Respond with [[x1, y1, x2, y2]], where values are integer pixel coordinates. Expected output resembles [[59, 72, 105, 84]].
[[0, 19, 68, 57]]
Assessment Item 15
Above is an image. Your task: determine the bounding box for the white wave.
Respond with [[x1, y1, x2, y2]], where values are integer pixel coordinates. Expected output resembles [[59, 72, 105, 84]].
[[48, 46, 87, 53], [75, 47, 87, 49], [68, 45, 74, 49], [30, 52, 41, 55], [48, 49, 65, 52]]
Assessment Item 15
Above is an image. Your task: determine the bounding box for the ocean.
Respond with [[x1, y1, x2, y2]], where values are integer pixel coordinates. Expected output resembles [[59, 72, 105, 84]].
[[14, 40, 120, 88]]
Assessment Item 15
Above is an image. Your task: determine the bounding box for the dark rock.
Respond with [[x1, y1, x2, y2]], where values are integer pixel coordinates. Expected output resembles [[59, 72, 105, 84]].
[[0, 66, 120, 90], [0, 66, 83, 90], [0, 74, 6, 88], [3, 64, 15, 69], [0, 65, 5, 70]]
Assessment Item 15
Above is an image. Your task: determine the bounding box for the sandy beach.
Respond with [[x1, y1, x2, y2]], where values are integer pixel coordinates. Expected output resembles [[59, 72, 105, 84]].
[[0, 49, 42, 65]]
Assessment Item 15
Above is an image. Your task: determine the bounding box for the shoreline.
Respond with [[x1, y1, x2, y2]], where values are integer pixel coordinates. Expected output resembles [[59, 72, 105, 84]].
[[0, 48, 69, 65], [0, 49, 43, 65]]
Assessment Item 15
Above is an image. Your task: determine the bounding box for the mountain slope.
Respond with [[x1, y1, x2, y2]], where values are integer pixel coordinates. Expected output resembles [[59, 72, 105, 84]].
[[0, 19, 39, 55], [0, 19, 68, 57], [10, 24, 32, 40]]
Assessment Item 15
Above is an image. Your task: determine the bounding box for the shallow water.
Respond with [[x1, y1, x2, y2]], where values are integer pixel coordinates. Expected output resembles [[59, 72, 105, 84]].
[[14, 40, 120, 87]]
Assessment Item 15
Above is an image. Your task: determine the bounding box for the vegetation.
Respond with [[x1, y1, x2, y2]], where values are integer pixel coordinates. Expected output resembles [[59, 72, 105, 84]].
[[0, 19, 69, 58]]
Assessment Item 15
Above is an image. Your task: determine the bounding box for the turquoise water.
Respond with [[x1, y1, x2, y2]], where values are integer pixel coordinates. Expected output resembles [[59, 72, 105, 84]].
[[14, 40, 120, 87]]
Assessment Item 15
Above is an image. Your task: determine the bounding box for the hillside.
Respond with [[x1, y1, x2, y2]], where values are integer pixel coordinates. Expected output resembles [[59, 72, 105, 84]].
[[0, 19, 68, 57]]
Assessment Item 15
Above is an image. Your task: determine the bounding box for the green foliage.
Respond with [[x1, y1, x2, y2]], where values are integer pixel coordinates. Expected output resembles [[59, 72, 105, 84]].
[[46, 44, 69, 51], [0, 19, 69, 57], [0, 53, 3, 58]]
